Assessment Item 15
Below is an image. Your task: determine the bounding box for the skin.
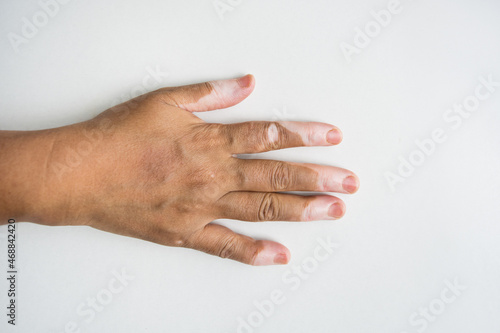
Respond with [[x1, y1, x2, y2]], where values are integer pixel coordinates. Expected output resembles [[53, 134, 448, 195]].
[[0, 74, 359, 266]]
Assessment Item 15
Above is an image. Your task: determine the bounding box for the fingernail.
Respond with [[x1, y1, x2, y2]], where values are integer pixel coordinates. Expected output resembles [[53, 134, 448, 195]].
[[274, 253, 289, 265], [303, 196, 345, 221], [328, 202, 345, 219], [342, 175, 359, 194], [326, 129, 343, 145], [254, 251, 288, 266], [237, 75, 253, 88]]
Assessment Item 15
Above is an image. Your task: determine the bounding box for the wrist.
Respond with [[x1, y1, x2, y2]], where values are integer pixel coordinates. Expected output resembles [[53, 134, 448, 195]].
[[0, 128, 76, 226]]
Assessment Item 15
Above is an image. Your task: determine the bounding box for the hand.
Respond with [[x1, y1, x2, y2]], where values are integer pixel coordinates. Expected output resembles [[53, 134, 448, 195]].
[[0, 75, 359, 266]]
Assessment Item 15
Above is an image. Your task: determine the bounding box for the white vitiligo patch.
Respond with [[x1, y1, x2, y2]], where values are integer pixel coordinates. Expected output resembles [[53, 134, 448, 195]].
[[302, 196, 337, 221], [267, 123, 279, 144], [177, 79, 242, 112], [278, 121, 334, 146], [305, 163, 354, 193]]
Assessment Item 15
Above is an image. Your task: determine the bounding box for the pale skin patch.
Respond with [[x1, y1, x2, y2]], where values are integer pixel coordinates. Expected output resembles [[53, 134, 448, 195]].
[[278, 121, 342, 146], [306, 164, 360, 194], [252, 241, 291, 265], [301, 196, 345, 221], [160, 75, 255, 112], [183, 79, 238, 111], [156, 82, 214, 112], [267, 123, 279, 144]]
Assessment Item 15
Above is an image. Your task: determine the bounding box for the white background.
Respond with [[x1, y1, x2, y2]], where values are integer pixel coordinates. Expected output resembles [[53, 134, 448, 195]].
[[1, 0, 500, 332]]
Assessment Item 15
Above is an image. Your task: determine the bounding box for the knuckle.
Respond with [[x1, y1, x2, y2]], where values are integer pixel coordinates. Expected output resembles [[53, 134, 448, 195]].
[[257, 193, 281, 221], [270, 161, 292, 191], [219, 124, 235, 147], [191, 123, 228, 148], [217, 236, 239, 259], [262, 122, 288, 151], [190, 167, 213, 186], [233, 166, 247, 188]]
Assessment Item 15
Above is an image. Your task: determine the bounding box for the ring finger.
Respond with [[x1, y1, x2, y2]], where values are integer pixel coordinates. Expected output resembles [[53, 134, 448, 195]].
[[234, 159, 359, 194]]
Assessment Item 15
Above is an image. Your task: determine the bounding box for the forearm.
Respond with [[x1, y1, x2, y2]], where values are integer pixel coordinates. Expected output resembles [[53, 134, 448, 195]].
[[0, 129, 63, 225]]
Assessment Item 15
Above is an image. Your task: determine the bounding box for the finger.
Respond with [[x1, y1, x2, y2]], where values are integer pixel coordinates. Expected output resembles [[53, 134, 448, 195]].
[[154, 74, 255, 112], [216, 192, 346, 221], [222, 120, 343, 154], [235, 159, 359, 194], [186, 223, 290, 266]]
